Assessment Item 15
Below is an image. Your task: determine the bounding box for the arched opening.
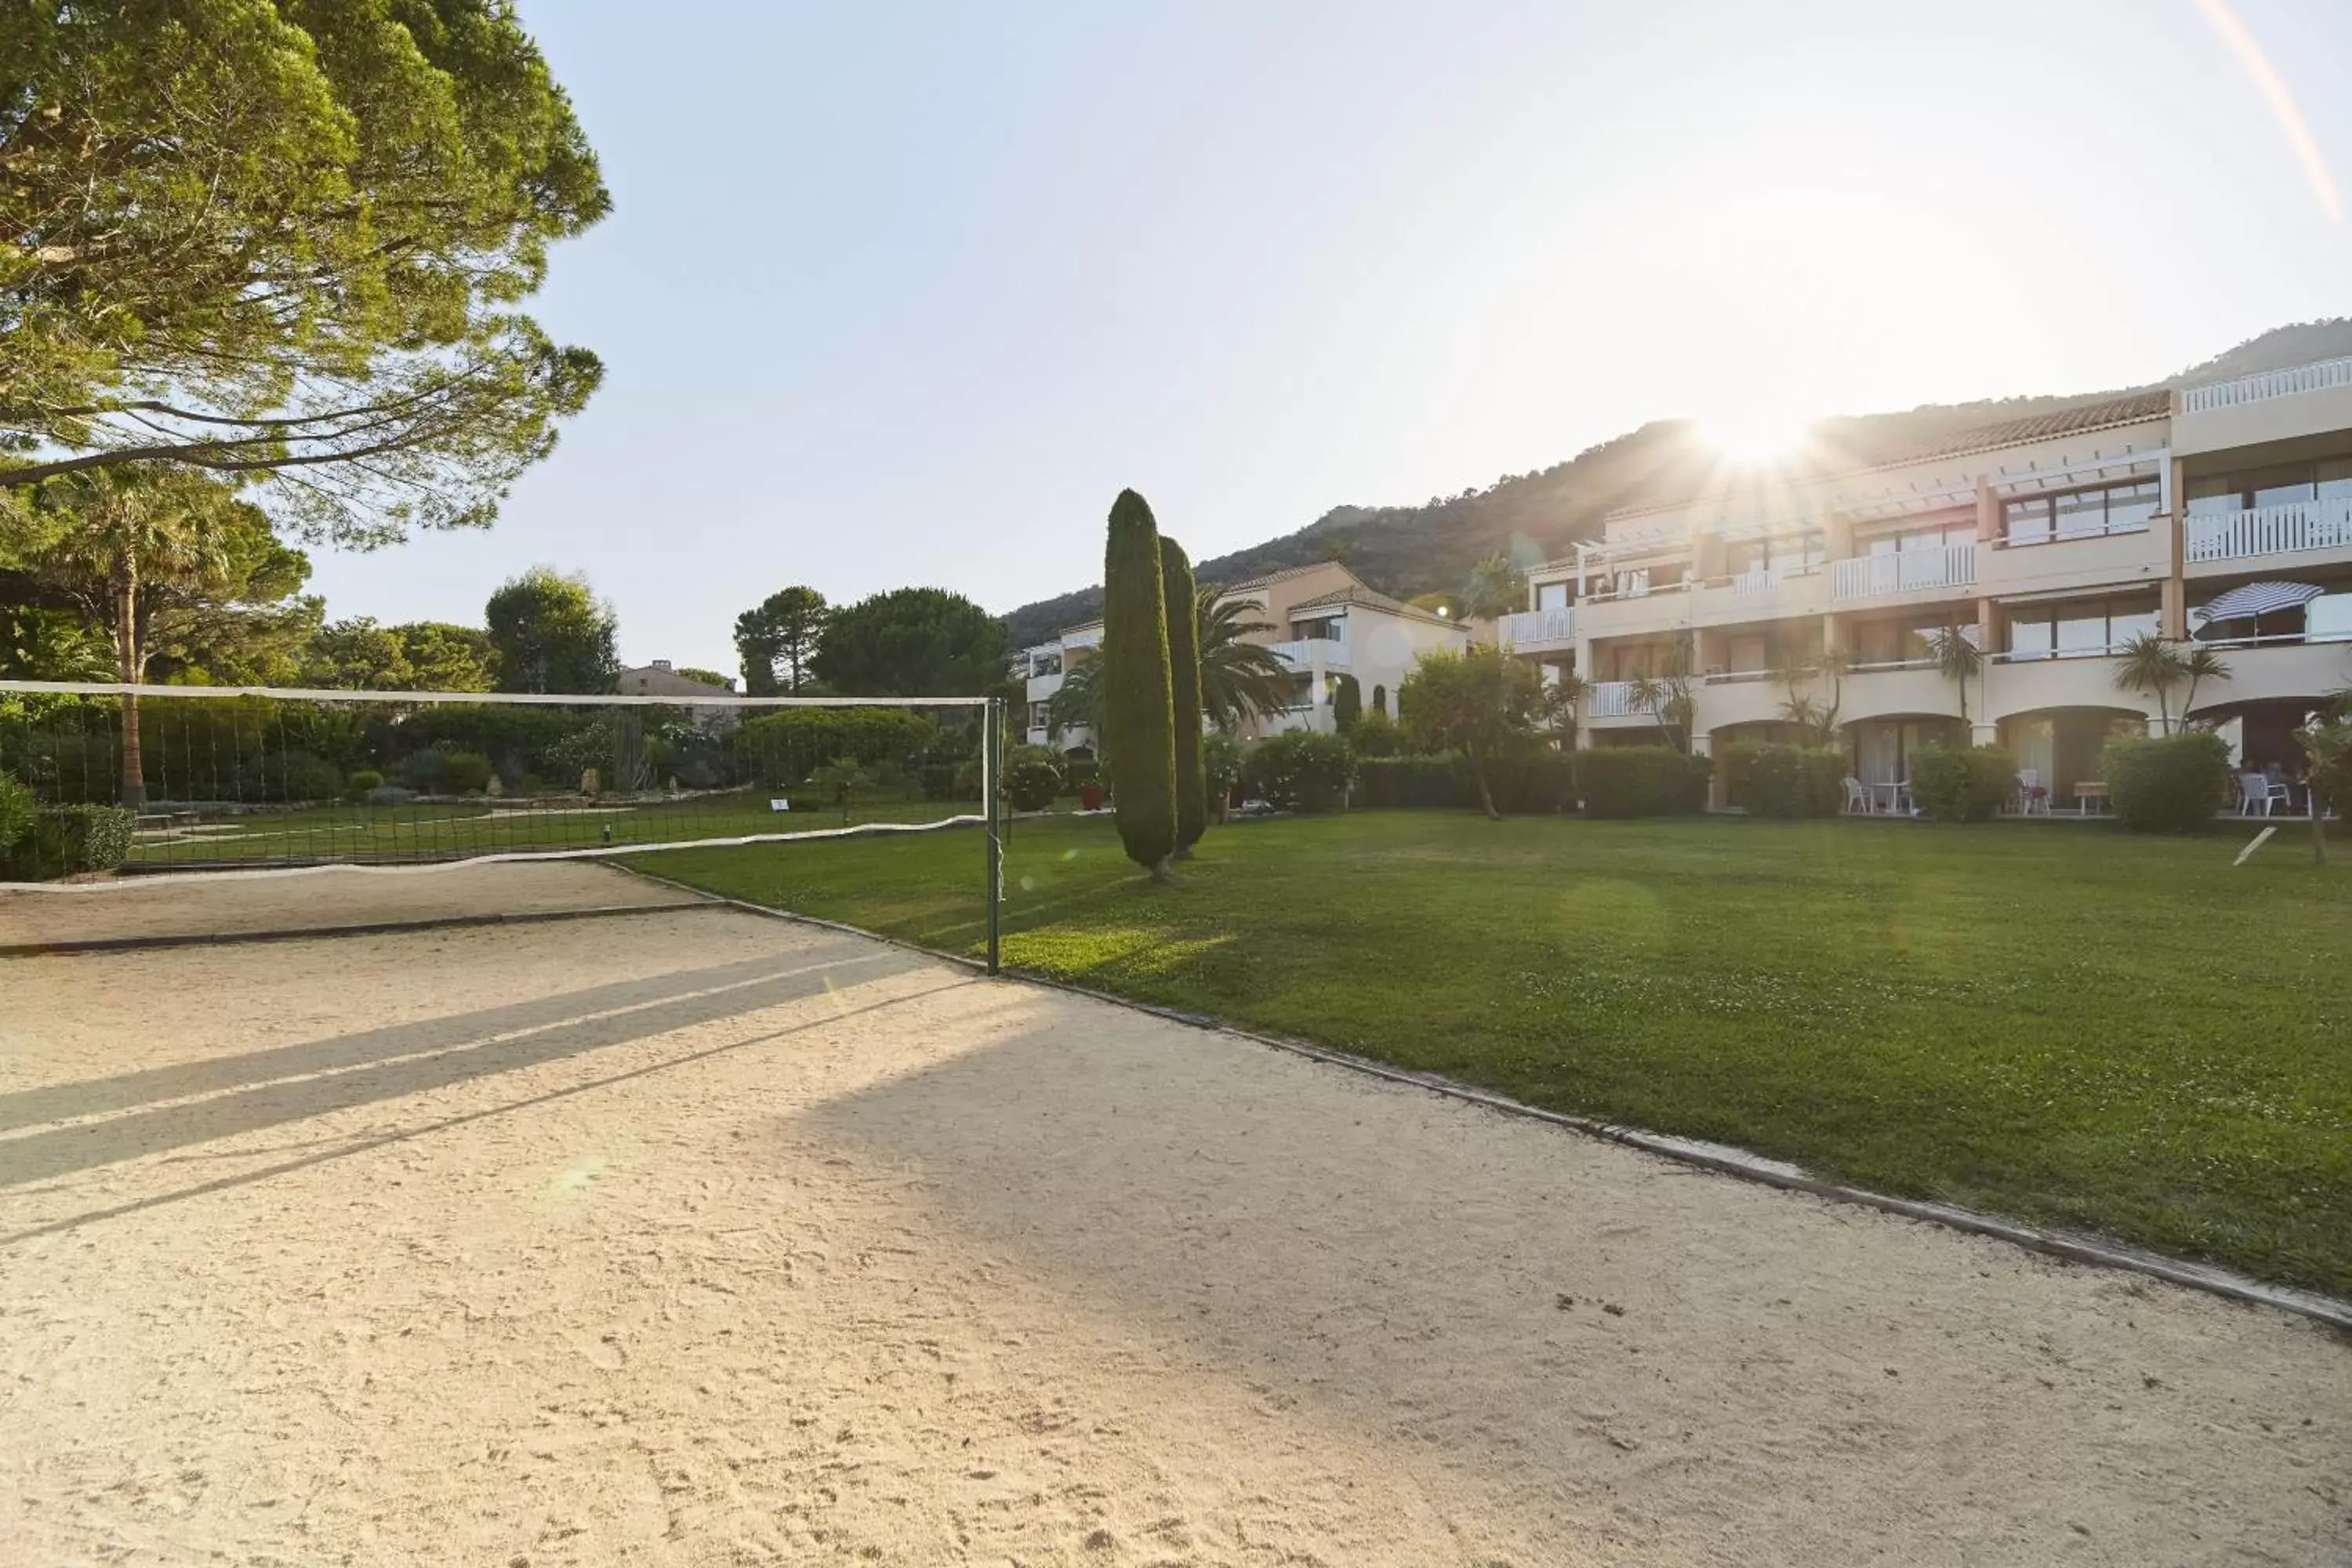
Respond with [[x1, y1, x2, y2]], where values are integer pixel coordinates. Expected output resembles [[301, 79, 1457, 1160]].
[[1998, 707, 2146, 812], [1842, 714, 1967, 796], [1370, 684, 1387, 718]]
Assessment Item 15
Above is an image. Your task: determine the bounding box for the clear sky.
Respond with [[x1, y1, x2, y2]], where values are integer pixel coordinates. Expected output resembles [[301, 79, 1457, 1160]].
[[304, 0, 2352, 677]]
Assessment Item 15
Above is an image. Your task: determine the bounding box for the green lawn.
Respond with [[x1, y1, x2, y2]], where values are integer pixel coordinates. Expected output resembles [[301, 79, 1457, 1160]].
[[125, 791, 967, 866], [637, 811, 2352, 1298]]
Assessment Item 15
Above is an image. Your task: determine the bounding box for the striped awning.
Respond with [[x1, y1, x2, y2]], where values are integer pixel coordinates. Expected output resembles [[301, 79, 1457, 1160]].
[[2191, 581, 2325, 628]]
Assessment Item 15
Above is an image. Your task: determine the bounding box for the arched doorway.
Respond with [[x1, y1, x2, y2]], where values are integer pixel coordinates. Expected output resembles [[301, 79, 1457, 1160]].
[[1370, 684, 1387, 719], [1998, 707, 2146, 811]]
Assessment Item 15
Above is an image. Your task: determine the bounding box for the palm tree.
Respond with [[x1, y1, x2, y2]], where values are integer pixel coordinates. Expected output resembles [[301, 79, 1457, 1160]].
[[1923, 625, 1982, 724], [1046, 654, 1104, 749], [2179, 644, 2233, 721], [2114, 632, 2190, 733], [1196, 587, 1291, 731]]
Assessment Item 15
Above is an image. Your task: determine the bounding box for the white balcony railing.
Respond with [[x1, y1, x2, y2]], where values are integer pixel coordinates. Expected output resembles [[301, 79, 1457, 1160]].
[[1501, 607, 1576, 651], [1588, 681, 1643, 719], [1270, 638, 1350, 672], [2181, 355, 2352, 414], [1830, 543, 1976, 602], [2183, 498, 2352, 564]]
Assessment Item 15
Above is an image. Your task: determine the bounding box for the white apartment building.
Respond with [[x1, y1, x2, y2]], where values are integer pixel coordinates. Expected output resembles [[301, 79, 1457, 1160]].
[[1019, 561, 1468, 750], [1499, 355, 2352, 808]]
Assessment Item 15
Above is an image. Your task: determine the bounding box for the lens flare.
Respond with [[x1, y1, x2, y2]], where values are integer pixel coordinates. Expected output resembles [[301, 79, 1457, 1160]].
[[2196, 0, 2342, 224]]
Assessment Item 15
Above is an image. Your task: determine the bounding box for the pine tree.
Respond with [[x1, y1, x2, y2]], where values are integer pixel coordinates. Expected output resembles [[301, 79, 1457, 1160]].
[[1103, 491, 1177, 877], [1160, 535, 1207, 855]]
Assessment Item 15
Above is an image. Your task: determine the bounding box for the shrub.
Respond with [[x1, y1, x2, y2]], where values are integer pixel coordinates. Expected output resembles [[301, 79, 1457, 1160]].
[[1355, 755, 1461, 808], [344, 768, 385, 801], [1483, 750, 1577, 815], [1003, 757, 1062, 811], [0, 771, 34, 855], [439, 749, 494, 794], [2105, 731, 2231, 833], [1201, 731, 1243, 820], [365, 784, 417, 807], [1160, 535, 1207, 853], [735, 706, 941, 786], [1719, 742, 1846, 818], [241, 748, 343, 803], [1243, 731, 1357, 812], [2, 804, 135, 880], [1351, 707, 1402, 757], [1908, 744, 2016, 823], [1103, 490, 1178, 872], [1576, 747, 1711, 818]]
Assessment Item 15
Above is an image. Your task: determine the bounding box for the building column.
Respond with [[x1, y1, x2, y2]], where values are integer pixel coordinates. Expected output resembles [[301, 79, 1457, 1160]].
[[2162, 456, 2189, 638], [1974, 472, 2000, 543]]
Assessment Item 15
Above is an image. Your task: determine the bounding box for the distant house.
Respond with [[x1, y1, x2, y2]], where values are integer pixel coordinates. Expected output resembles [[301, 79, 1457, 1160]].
[[618, 659, 735, 699], [1018, 560, 1470, 750]]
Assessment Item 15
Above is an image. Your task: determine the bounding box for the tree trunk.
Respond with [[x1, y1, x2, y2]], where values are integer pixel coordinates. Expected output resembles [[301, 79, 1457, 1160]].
[[2315, 781, 2329, 866], [1472, 750, 1501, 821], [114, 559, 146, 811]]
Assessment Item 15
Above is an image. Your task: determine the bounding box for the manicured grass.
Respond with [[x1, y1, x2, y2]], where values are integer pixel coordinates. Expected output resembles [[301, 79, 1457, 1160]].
[[638, 811, 2352, 1298], [125, 791, 964, 866]]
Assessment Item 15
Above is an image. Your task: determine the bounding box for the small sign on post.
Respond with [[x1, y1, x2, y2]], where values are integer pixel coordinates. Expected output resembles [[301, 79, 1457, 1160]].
[[768, 798, 791, 813]]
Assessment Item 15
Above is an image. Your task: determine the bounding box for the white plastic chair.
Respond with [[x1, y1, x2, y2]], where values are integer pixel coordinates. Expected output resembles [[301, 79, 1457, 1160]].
[[2238, 772, 2281, 816], [1842, 776, 1872, 815], [2014, 768, 2048, 816]]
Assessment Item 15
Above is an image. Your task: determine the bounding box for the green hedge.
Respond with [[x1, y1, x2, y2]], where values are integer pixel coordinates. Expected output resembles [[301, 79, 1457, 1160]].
[[1355, 756, 1461, 808], [1242, 731, 1356, 812], [1909, 744, 2016, 823], [2, 804, 136, 880], [0, 770, 33, 856], [2105, 731, 2231, 833], [1718, 742, 1845, 818], [735, 706, 941, 786], [1577, 747, 1711, 818]]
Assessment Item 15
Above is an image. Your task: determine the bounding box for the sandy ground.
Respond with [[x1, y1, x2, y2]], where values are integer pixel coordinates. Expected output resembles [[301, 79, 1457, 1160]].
[[0, 860, 706, 946], [0, 866, 2345, 1566]]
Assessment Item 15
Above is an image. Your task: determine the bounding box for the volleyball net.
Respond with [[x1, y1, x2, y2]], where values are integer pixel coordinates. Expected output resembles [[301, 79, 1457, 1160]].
[[0, 682, 1006, 964]]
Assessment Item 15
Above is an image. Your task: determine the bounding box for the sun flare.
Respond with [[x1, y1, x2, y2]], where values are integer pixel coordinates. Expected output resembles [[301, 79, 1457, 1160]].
[[1698, 411, 1813, 464]]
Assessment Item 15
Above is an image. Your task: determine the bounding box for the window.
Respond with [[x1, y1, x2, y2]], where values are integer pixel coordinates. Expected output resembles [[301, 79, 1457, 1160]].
[[1370, 684, 1387, 717], [1725, 532, 1824, 576], [2186, 458, 2352, 515], [1288, 615, 1344, 641], [1853, 614, 1953, 666], [2002, 479, 2158, 546], [1029, 652, 1062, 678], [1864, 521, 1972, 556], [1536, 581, 1570, 612], [1028, 702, 1051, 731], [2005, 596, 2159, 659]]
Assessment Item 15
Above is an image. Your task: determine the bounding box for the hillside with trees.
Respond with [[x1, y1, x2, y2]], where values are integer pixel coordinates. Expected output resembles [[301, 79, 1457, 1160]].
[[1001, 319, 2352, 648]]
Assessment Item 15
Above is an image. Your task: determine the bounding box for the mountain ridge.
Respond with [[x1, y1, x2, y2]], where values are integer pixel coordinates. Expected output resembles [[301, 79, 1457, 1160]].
[[1001, 318, 2352, 648]]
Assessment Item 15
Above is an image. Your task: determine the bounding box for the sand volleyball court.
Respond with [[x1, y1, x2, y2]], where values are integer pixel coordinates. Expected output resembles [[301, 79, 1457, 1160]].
[[2, 864, 2344, 1564]]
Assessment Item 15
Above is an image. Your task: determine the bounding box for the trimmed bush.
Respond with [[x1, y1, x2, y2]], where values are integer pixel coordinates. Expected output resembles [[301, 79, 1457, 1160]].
[[344, 768, 385, 801], [1719, 742, 1845, 818], [736, 706, 939, 786], [1103, 490, 1178, 873], [1576, 747, 1711, 818], [1202, 731, 1242, 819], [1243, 731, 1357, 812], [1355, 755, 1461, 808], [2105, 731, 2231, 833], [2, 804, 135, 880], [1003, 757, 1063, 811], [365, 784, 417, 807], [1483, 750, 1577, 815], [1908, 744, 2016, 823], [1160, 535, 1207, 853], [1331, 673, 1363, 733], [1351, 708, 1401, 757], [0, 771, 33, 857]]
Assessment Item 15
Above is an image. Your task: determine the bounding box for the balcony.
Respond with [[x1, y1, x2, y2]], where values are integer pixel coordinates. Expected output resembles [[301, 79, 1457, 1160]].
[[2176, 356, 2352, 456], [1830, 544, 1976, 603], [2184, 498, 2352, 566], [1588, 681, 1644, 719], [2181, 356, 2352, 414], [1025, 670, 1064, 703], [1501, 607, 1576, 653], [1271, 638, 1350, 672]]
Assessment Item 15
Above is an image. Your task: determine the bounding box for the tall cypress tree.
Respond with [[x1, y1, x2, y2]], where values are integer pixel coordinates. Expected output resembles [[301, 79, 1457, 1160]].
[[1160, 535, 1207, 855], [1102, 490, 1178, 878]]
